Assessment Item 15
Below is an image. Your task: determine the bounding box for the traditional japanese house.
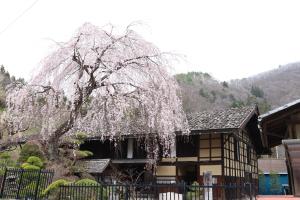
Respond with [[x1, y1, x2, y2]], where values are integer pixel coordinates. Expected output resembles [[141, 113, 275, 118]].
[[259, 99, 300, 196], [157, 106, 264, 188], [80, 106, 265, 190]]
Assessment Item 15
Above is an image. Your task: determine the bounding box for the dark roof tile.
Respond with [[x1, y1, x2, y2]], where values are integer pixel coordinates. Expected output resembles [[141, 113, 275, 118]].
[[77, 159, 110, 173], [187, 106, 256, 131]]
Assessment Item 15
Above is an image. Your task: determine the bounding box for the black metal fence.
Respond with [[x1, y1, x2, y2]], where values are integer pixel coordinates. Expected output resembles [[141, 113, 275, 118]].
[[59, 182, 255, 200], [0, 167, 254, 200], [0, 167, 54, 200], [0, 166, 5, 194]]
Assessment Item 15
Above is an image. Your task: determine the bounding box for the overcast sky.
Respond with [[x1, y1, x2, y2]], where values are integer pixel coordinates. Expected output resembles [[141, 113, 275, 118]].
[[1, 0, 300, 81]]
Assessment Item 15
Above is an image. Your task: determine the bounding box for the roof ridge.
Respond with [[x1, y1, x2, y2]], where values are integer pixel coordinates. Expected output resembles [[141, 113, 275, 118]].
[[187, 105, 256, 115], [187, 106, 256, 131]]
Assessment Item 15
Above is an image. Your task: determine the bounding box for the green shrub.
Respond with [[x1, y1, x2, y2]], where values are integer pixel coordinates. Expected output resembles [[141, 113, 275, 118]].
[[43, 179, 108, 200], [21, 163, 40, 170], [82, 150, 93, 157], [19, 181, 38, 198], [26, 156, 43, 168], [18, 162, 49, 198], [75, 132, 87, 141], [71, 132, 88, 146], [75, 150, 93, 159], [21, 156, 44, 170], [18, 172, 54, 199], [0, 152, 10, 160], [19, 143, 45, 163], [74, 179, 107, 200], [69, 165, 86, 174], [42, 179, 71, 196], [0, 152, 16, 167], [0, 167, 5, 176], [75, 178, 99, 185], [187, 182, 203, 200]]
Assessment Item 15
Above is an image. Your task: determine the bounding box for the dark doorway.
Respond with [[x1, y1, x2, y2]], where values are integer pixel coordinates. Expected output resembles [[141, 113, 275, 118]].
[[177, 165, 197, 185]]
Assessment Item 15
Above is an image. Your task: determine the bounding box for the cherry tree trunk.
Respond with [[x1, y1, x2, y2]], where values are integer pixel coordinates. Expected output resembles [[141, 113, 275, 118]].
[[47, 137, 60, 161]]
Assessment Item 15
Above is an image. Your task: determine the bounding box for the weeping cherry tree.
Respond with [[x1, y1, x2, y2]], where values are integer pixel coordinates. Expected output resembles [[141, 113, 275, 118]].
[[5, 23, 188, 162]]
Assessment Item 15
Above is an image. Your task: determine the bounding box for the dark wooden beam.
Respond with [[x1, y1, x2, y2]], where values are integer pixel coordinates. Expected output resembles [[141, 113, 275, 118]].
[[262, 108, 300, 126], [290, 120, 300, 125], [266, 131, 285, 138]]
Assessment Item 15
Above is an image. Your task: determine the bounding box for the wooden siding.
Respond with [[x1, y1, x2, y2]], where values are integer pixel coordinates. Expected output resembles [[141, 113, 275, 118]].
[[223, 130, 258, 184], [158, 131, 258, 186], [199, 134, 222, 162], [156, 166, 176, 176], [199, 165, 222, 176]]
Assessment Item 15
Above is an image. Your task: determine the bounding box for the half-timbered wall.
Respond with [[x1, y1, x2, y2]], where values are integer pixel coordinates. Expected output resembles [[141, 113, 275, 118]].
[[157, 131, 258, 186], [223, 130, 258, 186], [82, 131, 258, 187], [199, 134, 222, 162], [198, 133, 222, 179]]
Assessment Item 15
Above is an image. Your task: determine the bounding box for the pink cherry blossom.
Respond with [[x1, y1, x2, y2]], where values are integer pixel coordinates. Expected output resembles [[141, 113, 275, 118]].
[[6, 23, 189, 161]]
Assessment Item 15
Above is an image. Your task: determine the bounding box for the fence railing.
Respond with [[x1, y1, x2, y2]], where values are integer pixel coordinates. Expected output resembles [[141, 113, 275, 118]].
[[0, 166, 5, 194], [0, 167, 255, 200], [0, 167, 54, 200], [59, 182, 255, 200]]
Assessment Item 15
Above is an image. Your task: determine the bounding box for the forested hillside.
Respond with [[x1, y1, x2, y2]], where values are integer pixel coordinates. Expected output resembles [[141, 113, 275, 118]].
[[176, 62, 300, 114], [235, 62, 300, 108]]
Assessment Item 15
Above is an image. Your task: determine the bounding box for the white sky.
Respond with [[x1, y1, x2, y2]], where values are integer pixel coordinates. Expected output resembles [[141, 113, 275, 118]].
[[1, 0, 300, 81]]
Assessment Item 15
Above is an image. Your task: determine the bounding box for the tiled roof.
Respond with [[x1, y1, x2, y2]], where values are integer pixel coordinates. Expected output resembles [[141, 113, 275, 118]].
[[187, 106, 257, 131], [258, 159, 287, 174], [77, 159, 110, 173]]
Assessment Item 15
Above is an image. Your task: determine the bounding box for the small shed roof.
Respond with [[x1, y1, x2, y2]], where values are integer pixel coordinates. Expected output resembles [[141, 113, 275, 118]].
[[259, 99, 300, 148], [259, 99, 300, 121], [77, 159, 110, 173], [187, 106, 257, 131]]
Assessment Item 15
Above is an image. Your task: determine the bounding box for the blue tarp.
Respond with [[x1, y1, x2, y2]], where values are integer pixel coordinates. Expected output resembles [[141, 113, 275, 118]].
[[259, 173, 289, 195]]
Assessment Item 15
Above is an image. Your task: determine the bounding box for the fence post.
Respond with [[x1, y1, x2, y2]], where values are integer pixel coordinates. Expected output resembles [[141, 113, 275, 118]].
[[33, 169, 42, 200], [249, 183, 252, 200], [182, 181, 186, 200], [16, 168, 24, 199], [58, 185, 62, 200], [124, 185, 129, 200], [0, 167, 7, 198], [100, 185, 103, 200]]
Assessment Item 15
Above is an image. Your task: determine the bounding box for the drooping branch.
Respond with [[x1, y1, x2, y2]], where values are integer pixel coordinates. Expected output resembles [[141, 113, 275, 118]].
[[5, 23, 189, 161]]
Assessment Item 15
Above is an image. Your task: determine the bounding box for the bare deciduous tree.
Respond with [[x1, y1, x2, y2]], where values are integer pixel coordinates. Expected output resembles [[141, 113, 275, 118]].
[[5, 23, 188, 162]]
